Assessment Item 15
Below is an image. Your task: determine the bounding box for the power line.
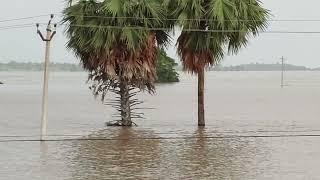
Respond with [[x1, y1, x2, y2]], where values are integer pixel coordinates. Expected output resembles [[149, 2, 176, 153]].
[[3, 15, 320, 34], [5, 13, 320, 23], [1, 134, 320, 143], [58, 24, 320, 34], [4, 21, 320, 34], [0, 26, 34, 31], [3, 22, 320, 34], [2, 129, 320, 140], [56, 13, 320, 22], [0, 23, 34, 29], [0, 23, 49, 28], [0, 14, 50, 23], [0, 23, 49, 31]]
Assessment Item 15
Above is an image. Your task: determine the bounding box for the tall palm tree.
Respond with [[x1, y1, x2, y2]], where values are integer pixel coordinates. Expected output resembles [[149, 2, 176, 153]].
[[63, 0, 172, 126], [174, 0, 269, 126]]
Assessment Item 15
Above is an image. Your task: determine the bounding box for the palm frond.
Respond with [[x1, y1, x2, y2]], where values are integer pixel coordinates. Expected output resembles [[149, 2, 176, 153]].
[[63, 0, 173, 93], [176, 0, 269, 73]]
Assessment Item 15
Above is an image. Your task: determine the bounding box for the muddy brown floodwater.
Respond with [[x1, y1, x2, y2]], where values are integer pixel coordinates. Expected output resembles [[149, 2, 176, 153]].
[[1, 71, 320, 179]]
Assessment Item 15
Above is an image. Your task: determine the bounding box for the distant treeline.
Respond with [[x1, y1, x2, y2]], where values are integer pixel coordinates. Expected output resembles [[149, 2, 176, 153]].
[[0, 59, 179, 83], [0, 61, 83, 72], [211, 63, 320, 71]]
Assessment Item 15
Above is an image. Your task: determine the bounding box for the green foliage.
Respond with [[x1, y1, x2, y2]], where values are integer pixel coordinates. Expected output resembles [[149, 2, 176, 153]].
[[156, 49, 179, 83], [63, 0, 269, 84], [63, 0, 171, 62], [63, 0, 174, 95], [174, 0, 270, 72]]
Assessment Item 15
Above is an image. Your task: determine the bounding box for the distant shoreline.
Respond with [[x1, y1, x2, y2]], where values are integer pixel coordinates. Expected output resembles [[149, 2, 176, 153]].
[[1, 62, 320, 72], [175, 63, 320, 72], [0, 62, 83, 72], [210, 63, 320, 71]]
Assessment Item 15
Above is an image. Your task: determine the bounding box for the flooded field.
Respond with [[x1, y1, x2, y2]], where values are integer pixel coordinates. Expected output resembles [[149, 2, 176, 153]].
[[1, 71, 320, 179]]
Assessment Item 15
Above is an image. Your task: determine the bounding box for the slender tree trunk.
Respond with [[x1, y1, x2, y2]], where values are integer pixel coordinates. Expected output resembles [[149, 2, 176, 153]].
[[198, 67, 205, 126], [119, 79, 132, 126]]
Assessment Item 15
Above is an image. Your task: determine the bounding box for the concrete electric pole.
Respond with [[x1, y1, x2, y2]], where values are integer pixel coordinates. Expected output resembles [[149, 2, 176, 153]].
[[36, 14, 56, 141]]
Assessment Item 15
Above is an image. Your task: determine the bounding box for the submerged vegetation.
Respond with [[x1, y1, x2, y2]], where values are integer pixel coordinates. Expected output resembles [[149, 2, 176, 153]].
[[64, 0, 173, 126], [0, 60, 180, 82], [174, 0, 269, 126], [63, 0, 269, 126]]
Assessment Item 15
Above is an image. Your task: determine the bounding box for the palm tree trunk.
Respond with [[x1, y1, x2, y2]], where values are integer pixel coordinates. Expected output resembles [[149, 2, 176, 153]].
[[198, 67, 205, 126], [119, 79, 132, 126]]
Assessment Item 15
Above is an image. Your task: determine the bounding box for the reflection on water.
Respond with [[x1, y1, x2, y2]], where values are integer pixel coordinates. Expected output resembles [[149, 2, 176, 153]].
[[40, 142, 49, 173], [176, 128, 267, 179], [1, 72, 320, 179], [67, 128, 161, 179], [61, 128, 269, 179]]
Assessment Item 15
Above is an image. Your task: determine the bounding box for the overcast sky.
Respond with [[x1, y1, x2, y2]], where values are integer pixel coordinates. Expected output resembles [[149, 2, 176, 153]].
[[1, 0, 320, 67]]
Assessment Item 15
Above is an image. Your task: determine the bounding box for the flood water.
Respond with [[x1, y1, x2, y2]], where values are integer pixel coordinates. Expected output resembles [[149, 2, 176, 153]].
[[1, 71, 320, 179]]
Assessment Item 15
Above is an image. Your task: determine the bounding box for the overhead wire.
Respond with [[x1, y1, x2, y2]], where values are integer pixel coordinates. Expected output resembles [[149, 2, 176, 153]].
[[54, 24, 320, 34], [4, 13, 320, 23], [0, 16, 319, 142], [3, 22, 320, 34], [3, 23, 320, 34], [0, 14, 51, 23], [2, 129, 320, 142], [2, 14, 320, 34], [0, 23, 35, 31], [2, 134, 320, 143], [54, 13, 320, 22], [0, 23, 50, 31], [3, 129, 320, 138]]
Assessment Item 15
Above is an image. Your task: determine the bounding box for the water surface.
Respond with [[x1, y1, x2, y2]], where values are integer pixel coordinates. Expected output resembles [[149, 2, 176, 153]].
[[0, 71, 320, 179]]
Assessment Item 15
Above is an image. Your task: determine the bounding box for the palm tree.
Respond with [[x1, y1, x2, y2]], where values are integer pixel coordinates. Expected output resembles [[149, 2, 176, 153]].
[[63, 0, 172, 126], [174, 0, 269, 126]]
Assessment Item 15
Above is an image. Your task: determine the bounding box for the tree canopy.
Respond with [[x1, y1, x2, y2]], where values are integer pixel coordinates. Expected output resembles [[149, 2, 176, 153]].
[[63, 0, 175, 125], [63, 0, 269, 126], [63, 0, 173, 93], [156, 49, 179, 83], [174, 0, 269, 73]]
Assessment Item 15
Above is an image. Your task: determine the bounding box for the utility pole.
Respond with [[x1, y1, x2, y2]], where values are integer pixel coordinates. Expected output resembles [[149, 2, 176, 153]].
[[36, 15, 57, 141], [280, 56, 285, 88]]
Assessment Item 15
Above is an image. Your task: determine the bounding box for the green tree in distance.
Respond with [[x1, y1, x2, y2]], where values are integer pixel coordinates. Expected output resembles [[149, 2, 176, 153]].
[[156, 48, 179, 83]]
